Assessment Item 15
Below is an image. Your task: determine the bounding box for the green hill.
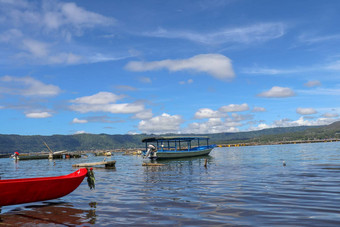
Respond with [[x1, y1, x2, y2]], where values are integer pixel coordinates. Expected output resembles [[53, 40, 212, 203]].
[[0, 122, 339, 154]]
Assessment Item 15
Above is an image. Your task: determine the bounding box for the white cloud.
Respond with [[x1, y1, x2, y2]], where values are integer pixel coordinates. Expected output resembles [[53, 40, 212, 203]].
[[304, 80, 321, 87], [133, 109, 153, 120], [194, 108, 225, 119], [194, 104, 250, 120], [296, 108, 317, 115], [257, 86, 295, 98], [242, 67, 298, 75], [322, 113, 339, 118], [70, 102, 144, 114], [72, 118, 88, 124], [249, 123, 271, 131], [289, 117, 338, 127], [125, 54, 235, 81], [22, 39, 49, 57], [138, 113, 183, 134], [0, 75, 61, 97], [59, 2, 115, 28], [0, 1, 116, 65], [70, 92, 144, 114], [25, 111, 52, 118], [74, 130, 87, 134], [18, 39, 83, 64], [71, 92, 123, 105], [1, 1, 115, 33], [253, 116, 340, 130], [143, 23, 285, 45], [252, 106, 266, 112], [183, 118, 240, 134], [219, 103, 249, 112], [230, 113, 253, 122]]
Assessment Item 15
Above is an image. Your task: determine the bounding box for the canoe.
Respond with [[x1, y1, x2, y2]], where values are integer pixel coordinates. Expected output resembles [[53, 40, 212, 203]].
[[0, 168, 87, 206]]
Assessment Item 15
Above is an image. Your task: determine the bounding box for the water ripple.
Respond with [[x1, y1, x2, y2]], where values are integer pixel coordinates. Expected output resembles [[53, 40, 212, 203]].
[[1, 142, 340, 226]]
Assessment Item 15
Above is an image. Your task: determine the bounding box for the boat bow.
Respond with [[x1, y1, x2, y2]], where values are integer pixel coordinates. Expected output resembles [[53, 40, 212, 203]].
[[0, 168, 88, 206]]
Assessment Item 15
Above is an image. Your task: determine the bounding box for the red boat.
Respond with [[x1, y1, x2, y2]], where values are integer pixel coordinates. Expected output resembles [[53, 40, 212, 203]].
[[0, 168, 88, 206]]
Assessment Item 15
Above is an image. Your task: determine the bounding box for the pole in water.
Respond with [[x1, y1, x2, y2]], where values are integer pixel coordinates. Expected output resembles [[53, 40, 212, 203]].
[[204, 158, 208, 168]]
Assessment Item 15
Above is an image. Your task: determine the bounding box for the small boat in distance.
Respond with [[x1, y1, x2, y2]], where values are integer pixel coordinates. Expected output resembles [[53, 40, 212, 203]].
[[0, 168, 88, 206], [142, 136, 216, 159]]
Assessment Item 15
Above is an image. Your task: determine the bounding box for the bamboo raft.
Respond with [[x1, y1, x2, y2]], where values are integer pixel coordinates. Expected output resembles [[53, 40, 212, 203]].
[[72, 161, 116, 168]]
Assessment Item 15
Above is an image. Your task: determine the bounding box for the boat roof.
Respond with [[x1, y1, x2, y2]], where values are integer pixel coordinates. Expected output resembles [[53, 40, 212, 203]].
[[142, 136, 209, 143]]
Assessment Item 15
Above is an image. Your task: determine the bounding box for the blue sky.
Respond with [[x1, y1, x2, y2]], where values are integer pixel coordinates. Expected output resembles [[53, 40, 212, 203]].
[[1, 0, 340, 135]]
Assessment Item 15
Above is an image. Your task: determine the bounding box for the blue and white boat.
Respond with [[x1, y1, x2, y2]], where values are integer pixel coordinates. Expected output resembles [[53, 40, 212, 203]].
[[142, 136, 215, 159]]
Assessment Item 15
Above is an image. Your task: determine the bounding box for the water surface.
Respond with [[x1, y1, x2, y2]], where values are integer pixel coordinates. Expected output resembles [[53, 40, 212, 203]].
[[1, 142, 340, 226]]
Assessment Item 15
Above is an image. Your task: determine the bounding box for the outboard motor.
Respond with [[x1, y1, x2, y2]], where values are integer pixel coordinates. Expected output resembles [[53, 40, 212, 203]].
[[144, 144, 157, 159]]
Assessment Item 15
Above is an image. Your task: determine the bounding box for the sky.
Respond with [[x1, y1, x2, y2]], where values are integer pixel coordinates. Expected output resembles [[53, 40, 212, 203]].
[[0, 0, 340, 135]]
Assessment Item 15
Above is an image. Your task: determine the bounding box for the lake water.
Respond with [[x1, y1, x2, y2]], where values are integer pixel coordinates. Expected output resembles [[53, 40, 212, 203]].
[[1, 142, 340, 226]]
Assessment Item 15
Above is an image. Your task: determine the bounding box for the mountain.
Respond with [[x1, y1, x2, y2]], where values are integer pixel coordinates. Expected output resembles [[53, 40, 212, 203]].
[[0, 122, 339, 154]]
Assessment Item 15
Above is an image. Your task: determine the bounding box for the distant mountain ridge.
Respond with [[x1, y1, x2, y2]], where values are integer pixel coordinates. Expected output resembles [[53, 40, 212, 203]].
[[0, 122, 339, 154]]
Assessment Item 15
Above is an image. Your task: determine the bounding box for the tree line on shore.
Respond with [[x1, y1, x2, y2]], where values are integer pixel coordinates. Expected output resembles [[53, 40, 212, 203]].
[[0, 121, 339, 154]]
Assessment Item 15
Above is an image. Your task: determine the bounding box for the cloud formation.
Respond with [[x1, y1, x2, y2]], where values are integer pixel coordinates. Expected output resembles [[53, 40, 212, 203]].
[[72, 118, 88, 124], [138, 113, 183, 134], [125, 54, 235, 81], [186, 104, 257, 133], [296, 108, 317, 115], [0, 75, 61, 97], [304, 80, 321, 87], [255, 116, 340, 130], [143, 23, 285, 45], [252, 106, 266, 112], [70, 92, 144, 114], [257, 86, 295, 98], [219, 103, 249, 112], [0, 1, 115, 35], [25, 111, 52, 118], [71, 92, 123, 105], [0, 1, 116, 65], [194, 108, 225, 119], [184, 118, 241, 134]]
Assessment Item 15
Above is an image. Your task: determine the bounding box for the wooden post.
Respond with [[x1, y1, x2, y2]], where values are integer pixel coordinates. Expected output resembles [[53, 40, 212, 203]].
[[204, 158, 208, 168]]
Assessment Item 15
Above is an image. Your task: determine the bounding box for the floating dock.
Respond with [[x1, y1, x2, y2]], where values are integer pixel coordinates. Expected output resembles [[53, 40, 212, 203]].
[[72, 161, 116, 168]]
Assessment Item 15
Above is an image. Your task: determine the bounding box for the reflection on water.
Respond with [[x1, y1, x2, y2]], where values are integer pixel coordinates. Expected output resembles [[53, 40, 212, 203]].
[[1, 142, 340, 226], [0, 202, 96, 226]]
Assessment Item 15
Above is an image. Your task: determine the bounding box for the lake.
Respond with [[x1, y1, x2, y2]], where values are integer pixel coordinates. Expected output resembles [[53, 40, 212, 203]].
[[1, 142, 340, 226]]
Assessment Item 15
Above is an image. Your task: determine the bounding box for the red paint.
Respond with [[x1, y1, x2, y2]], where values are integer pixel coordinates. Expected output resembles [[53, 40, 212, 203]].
[[0, 168, 87, 206]]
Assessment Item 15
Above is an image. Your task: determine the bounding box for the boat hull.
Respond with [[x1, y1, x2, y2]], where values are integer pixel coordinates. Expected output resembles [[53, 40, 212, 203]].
[[154, 148, 213, 159], [0, 168, 87, 206]]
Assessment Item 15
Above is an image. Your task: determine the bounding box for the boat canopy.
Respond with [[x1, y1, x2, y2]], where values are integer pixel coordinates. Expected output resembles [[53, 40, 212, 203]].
[[142, 136, 211, 152]]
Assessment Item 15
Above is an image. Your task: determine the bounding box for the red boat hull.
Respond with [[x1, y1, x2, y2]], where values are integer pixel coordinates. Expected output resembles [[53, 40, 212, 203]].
[[0, 168, 88, 206]]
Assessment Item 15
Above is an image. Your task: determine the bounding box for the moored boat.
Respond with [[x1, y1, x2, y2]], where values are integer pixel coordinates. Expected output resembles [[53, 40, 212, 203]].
[[142, 136, 215, 159], [0, 168, 88, 206]]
